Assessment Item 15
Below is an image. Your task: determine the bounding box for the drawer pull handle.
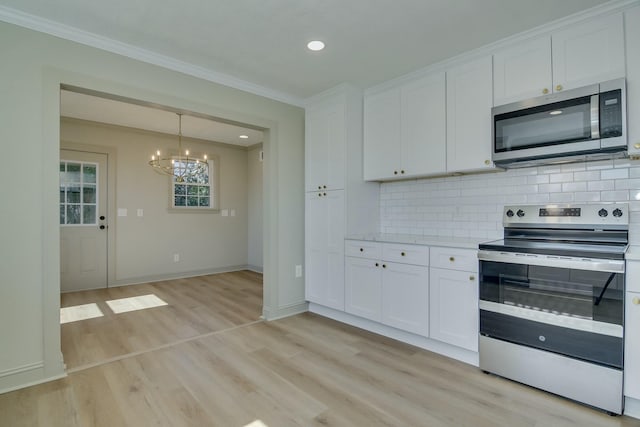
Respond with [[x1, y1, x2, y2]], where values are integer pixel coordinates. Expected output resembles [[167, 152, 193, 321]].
[[359, 248, 363, 252], [469, 275, 475, 281], [633, 297, 640, 305], [401, 252, 406, 256], [449, 257, 455, 262]]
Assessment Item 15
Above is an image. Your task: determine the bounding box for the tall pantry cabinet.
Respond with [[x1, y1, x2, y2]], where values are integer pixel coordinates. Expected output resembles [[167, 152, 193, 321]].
[[304, 85, 379, 311]]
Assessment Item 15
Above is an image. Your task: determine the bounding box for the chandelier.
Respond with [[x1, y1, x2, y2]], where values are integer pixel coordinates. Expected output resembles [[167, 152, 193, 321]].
[[149, 113, 207, 183]]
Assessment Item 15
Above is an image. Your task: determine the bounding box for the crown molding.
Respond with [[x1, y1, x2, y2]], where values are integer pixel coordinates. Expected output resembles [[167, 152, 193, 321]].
[[0, 5, 304, 107]]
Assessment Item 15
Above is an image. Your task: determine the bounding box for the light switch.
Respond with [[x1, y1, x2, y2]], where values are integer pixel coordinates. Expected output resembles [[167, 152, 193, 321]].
[[118, 208, 127, 217], [221, 209, 229, 217], [230, 209, 236, 217], [137, 209, 143, 217]]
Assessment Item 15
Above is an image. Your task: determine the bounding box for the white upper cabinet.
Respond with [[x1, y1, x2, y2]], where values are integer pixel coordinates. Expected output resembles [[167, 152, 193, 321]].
[[446, 55, 494, 173], [552, 12, 625, 92], [363, 88, 401, 181], [364, 71, 446, 181], [493, 13, 625, 106], [305, 100, 346, 192], [626, 6, 640, 157], [493, 36, 553, 105]]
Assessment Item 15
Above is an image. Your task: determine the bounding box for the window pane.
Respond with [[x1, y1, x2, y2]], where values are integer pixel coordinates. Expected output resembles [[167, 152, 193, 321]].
[[60, 186, 65, 203], [83, 185, 96, 203], [174, 184, 186, 196], [174, 195, 186, 206], [83, 165, 97, 184], [83, 205, 96, 224], [187, 185, 198, 196], [187, 196, 199, 206], [66, 205, 81, 224], [60, 205, 65, 225], [67, 185, 81, 203], [66, 163, 81, 183], [198, 186, 210, 196], [198, 197, 209, 207]]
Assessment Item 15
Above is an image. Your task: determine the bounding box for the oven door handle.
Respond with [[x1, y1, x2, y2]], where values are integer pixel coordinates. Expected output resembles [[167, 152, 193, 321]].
[[478, 250, 625, 273]]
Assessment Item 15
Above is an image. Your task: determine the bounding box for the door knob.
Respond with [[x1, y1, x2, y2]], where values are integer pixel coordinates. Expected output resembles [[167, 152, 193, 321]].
[[99, 215, 105, 220], [99, 225, 106, 230]]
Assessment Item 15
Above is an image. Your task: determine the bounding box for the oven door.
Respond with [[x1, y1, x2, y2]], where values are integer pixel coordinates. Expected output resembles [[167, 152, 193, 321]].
[[478, 251, 624, 369]]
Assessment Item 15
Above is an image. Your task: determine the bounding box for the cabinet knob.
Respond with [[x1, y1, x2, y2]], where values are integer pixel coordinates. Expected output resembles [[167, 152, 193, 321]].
[[323, 192, 327, 196], [469, 275, 475, 281], [323, 185, 327, 189], [401, 251, 406, 256], [449, 256, 455, 262], [633, 297, 640, 305], [634, 143, 640, 149], [318, 193, 322, 197], [484, 159, 490, 165], [556, 84, 563, 91], [401, 170, 405, 174], [382, 264, 387, 268], [375, 262, 379, 267], [394, 170, 398, 175], [542, 88, 549, 95], [359, 248, 363, 252], [318, 186, 322, 190]]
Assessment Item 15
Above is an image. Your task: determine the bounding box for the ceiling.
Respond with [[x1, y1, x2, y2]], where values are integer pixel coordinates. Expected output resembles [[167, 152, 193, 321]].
[[61, 90, 264, 147], [0, 0, 612, 104]]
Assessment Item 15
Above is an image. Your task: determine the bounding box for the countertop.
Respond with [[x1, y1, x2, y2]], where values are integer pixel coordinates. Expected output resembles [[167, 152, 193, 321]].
[[626, 245, 640, 261], [345, 233, 485, 250]]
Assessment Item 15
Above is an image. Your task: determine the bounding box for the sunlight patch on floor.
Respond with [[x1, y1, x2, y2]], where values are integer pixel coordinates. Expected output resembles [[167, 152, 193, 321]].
[[60, 303, 104, 324], [105, 294, 168, 314], [244, 420, 269, 427]]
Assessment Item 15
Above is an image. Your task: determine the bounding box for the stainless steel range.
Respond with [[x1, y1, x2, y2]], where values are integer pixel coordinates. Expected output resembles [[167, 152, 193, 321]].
[[478, 203, 628, 414]]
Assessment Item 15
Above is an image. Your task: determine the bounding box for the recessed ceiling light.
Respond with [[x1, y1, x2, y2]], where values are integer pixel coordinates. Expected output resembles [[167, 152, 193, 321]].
[[239, 135, 249, 139], [307, 40, 325, 51]]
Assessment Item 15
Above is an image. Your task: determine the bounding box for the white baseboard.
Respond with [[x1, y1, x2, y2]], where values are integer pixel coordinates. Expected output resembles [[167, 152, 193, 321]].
[[309, 303, 479, 367], [263, 302, 308, 321], [625, 397, 640, 419], [246, 265, 263, 273], [105, 265, 250, 288]]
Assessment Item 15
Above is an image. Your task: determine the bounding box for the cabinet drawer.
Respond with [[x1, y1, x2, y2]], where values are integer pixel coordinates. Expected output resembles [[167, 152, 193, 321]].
[[430, 247, 478, 272], [627, 261, 640, 293], [345, 240, 382, 259], [382, 243, 429, 266]]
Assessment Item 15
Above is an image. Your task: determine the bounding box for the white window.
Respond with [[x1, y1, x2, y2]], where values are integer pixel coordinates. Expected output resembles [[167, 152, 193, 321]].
[[171, 158, 218, 210], [60, 160, 98, 225]]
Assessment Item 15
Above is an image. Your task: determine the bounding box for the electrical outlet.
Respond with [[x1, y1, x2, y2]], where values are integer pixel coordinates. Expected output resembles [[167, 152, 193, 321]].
[[295, 265, 302, 278], [173, 253, 180, 262], [137, 209, 143, 217], [230, 209, 236, 217], [221, 209, 229, 217]]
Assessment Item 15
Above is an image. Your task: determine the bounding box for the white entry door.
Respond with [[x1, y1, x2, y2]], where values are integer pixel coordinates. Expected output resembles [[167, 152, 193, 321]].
[[60, 150, 108, 292]]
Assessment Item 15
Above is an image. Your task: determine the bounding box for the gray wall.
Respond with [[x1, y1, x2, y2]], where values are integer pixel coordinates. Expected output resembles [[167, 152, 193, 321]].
[[247, 144, 264, 271], [61, 118, 250, 283], [0, 21, 305, 393]]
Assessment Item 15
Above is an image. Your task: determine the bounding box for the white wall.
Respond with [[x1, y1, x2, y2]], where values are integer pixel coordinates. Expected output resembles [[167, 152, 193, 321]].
[[61, 118, 250, 283], [247, 144, 264, 271], [380, 159, 640, 244], [0, 21, 305, 393]]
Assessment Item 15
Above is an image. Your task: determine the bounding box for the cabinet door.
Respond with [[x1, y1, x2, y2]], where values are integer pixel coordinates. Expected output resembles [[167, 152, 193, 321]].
[[446, 56, 494, 173], [305, 102, 345, 192], [626, 6, 640, 157], [363, 88, 402, 181], [493, 36, 552, 105], [305, 191, 345, 310], [429, 268, 478, 351], [625, 292, 640, 399], [552, 12, 625, 92], [381, 262, 429, 336], [345, 256, 382, 321], [401, 72, 446, 176]]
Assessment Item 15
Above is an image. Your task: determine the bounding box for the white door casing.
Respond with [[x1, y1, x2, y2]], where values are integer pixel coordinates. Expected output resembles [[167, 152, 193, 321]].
[[60, 150, 108, 292]]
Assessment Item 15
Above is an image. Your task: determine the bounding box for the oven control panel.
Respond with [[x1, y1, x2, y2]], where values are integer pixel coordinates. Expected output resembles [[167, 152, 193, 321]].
[[503, 203, 628, 226]]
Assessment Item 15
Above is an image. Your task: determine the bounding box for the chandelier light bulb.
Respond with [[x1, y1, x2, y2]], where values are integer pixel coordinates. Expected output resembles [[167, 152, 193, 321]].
[[156, 150, 161, 156], [203, 154, 208, 160], [185, 150, 190, 156]]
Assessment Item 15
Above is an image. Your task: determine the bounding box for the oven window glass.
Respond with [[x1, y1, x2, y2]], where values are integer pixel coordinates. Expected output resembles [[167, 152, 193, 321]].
[[494, 96, 592, 152], [479, 261, 623, 326]]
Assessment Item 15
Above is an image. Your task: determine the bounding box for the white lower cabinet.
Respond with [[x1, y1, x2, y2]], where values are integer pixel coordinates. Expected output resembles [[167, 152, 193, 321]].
[[382, 262, 429, 336], [345, 256, 382, 322], [429, 268, 479, 351]]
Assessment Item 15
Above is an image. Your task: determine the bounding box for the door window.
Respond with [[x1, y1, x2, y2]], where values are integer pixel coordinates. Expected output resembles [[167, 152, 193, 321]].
[[60, 161, 98, 225]]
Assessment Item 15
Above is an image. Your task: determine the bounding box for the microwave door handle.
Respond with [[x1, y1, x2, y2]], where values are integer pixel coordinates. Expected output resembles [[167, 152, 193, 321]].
[[591, 94, 600, 139]]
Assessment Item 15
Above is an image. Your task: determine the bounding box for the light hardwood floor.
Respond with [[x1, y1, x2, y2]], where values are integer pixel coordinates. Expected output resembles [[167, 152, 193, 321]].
[[1, 271, 640, 426]]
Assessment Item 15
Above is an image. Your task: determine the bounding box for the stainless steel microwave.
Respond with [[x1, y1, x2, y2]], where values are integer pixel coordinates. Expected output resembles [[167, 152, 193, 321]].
[[492, 78, 627, 168]]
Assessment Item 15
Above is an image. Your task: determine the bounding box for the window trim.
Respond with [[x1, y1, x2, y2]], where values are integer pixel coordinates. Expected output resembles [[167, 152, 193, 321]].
[[167, 156, 219, 213]]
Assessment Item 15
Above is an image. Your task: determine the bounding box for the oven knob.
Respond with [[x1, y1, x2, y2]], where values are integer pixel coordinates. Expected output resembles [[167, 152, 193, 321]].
[[598, 208, 608, 217], [613, 208, 623, 217], [506, 209, 514, 218], [516, 209, 525, 218]]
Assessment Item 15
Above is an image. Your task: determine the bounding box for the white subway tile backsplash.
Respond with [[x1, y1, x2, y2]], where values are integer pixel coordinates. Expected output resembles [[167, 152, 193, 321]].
[[380, 159, 640, 244]]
